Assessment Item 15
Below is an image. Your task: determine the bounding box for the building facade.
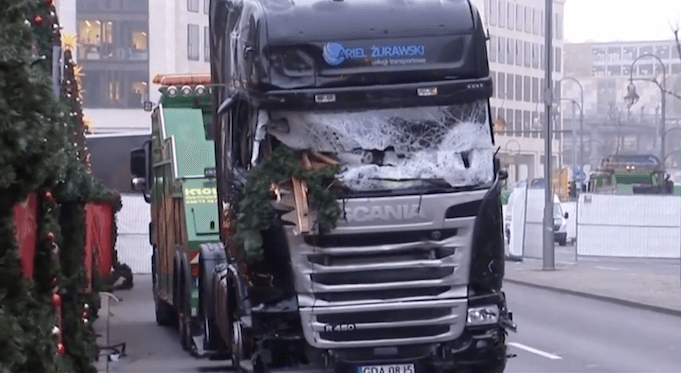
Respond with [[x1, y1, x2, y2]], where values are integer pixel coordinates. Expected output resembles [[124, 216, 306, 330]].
[[472, 0, 566, 186], [57, 0, 211, 134], [562, 40, 681, 169]]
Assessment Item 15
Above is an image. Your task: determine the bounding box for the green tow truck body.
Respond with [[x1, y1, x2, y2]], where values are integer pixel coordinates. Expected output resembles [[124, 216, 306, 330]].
[[131, 74, 221, 352]]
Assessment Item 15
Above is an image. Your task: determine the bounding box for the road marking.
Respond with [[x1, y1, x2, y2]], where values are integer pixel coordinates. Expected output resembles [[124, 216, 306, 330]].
[[508, 342, 562, 360], [594, 266, 620, 271]]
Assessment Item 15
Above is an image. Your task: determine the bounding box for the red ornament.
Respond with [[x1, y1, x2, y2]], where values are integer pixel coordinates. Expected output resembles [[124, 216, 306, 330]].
[[43, 190, 54, 202], [46, 231, 56, 243], [33, 14, 44, 26], [56, 342, 65, 356], [51, 293, 62, 308]]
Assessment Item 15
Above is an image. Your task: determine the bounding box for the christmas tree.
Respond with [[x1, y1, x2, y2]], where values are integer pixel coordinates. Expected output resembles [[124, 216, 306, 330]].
[[0, 0, 120, 372]]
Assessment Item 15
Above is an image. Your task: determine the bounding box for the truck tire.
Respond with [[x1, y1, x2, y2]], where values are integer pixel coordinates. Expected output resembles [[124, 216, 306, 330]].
[[199, 242, 227, 351], [152, 249, 175, 326]]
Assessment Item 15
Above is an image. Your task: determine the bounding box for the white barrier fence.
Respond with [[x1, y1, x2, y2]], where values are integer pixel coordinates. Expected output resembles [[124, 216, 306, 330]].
[[577, 193, 681, 258], [115, 194, 152, 274]]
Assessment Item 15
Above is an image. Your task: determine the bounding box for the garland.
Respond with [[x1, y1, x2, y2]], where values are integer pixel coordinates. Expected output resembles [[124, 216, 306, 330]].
[[236, 146, 340, 262]]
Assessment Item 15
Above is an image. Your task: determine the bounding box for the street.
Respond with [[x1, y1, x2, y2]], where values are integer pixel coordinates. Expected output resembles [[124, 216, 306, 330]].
[[98, 273, 681, 373]]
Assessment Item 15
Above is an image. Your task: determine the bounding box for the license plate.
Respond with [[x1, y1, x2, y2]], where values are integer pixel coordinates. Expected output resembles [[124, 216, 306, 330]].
[[358, 364, 415, 373]]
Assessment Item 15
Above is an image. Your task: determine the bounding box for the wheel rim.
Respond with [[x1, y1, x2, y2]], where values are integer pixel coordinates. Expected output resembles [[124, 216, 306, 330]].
[[231, 321, 242, 370]]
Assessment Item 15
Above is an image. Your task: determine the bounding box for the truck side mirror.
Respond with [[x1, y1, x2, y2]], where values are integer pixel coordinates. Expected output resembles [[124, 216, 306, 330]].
[[130, 141, 152, 203], [498, 169, 508, 181], [130, 147, 146, 179]]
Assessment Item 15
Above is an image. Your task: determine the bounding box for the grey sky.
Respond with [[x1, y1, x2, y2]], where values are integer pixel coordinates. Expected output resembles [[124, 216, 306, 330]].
[[565, 0, 681, 43]]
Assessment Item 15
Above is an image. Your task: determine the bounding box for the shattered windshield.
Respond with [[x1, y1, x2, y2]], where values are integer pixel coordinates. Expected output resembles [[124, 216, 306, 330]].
[[267, 99, 495, 191]]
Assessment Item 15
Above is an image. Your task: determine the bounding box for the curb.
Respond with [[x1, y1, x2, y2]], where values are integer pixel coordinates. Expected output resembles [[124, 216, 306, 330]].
[[504, 278, 681, 318]]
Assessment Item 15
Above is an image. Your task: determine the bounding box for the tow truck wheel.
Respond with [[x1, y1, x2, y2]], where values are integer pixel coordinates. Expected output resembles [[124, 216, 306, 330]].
[[231, 321, 243, 372], [179, 284, 193, 351], [152, 249, 175, 326]]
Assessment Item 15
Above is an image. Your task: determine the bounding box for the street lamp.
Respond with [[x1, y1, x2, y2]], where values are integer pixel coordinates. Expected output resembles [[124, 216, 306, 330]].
[[625, 54, 666, 168], [559, 77, 585, 187], [559, 97, 584, 194], [542, 0, 555, 270]]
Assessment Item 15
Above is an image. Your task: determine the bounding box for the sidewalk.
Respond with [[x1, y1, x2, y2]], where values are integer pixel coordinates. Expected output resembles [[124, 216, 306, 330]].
[[505, 258, 681, 315]]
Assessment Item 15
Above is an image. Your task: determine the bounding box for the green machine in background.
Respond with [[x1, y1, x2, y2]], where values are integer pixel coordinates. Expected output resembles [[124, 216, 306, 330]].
[[587, 154, 673, 195]]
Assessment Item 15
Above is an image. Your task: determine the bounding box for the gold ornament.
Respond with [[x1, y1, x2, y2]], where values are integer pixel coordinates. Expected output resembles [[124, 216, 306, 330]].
[[61, 32, 76, 51]]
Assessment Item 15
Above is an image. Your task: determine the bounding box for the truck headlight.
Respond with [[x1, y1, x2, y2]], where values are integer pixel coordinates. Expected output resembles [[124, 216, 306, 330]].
[[467, 305, 500, 326]]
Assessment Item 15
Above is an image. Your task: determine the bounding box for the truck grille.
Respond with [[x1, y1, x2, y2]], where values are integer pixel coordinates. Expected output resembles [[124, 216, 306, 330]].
[[286, 192, 485, 349]]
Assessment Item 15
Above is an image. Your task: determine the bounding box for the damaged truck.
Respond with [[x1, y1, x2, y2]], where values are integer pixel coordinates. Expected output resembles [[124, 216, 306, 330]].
[[131, 0, 516, 372]]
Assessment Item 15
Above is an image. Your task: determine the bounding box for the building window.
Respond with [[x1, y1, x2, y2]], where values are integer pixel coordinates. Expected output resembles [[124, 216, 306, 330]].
[[204, 0, 209, 14], [515, 74, 522, 100], [541, 10, 544, 37], [507, 38, 514, 65], [673, 47, 680, 60], [523, 76, 531, 102], [640, 46, 654, 55], [532, 77, 539, 103], [499, 0, 506, 28], [672, 64, 681, 74], [592, 47, 606, 62], [491, 106, 496, 122], [188, 0, 199, 12], [490, 0, 497, 26], [498, 72, 506, 99], [204, 26, 210, 62], [132, 30, 147, 51], [78, 20, 113, 60], [655, 45, 670, 59], [515, 110, 524, 137], [532, 43, 539, 69], [607, 47, 621, 61], [532, 8, 540, 35], [523, 111, 531, 138], [555, 13, 563, 40], [490, 71, 496, 97], [188, 24, 200, 60], [515, 39, 522, 66], [524, 41, 530, 68], [638, 64, 652, 75], [555, 47, 562, 72], [506, 73, 514, 101], [516, 5, 523, 31], [592, 66, 606, 77], [498, 36, 506, 64], [108, 80, 121, 103], [622, 65, 631, 76], [623, 47, 637, 60], [524, 7, 531, 33], [489, 35, 497, 62], [607, 65, 621, 76], [506, 108, 514, 133], [507, 3, 514, 29]]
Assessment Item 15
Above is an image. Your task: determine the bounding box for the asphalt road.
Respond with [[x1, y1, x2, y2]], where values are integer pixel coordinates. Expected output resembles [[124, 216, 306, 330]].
[[99, 275, 681, 373]]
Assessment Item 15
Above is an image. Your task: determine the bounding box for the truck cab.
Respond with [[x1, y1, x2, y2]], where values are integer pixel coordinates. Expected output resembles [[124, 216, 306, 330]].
[[197, 0, 517, 371]]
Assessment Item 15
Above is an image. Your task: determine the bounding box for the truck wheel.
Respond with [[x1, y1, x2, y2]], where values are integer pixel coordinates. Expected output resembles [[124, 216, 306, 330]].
[[231, 321, 244, 372], [198, 242, 227, 352], [152, 249, 175, 326], [178, 280, 193, 351]]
